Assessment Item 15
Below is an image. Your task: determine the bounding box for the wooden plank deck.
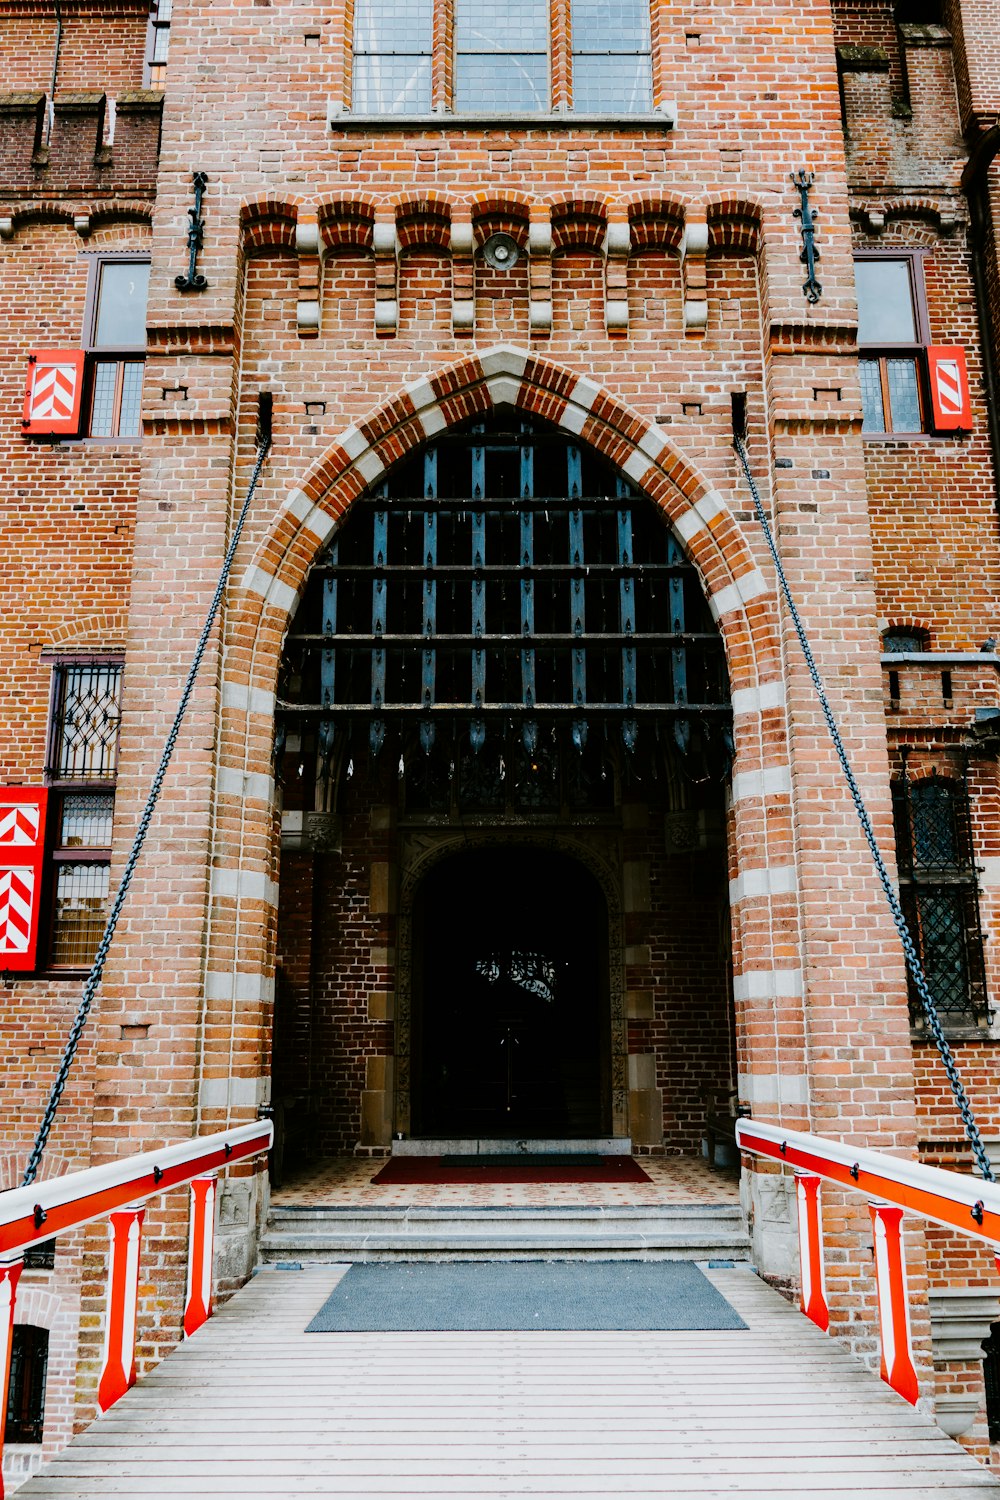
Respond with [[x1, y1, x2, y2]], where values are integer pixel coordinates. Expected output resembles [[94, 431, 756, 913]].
[[17, 1264, 1000, 1499]]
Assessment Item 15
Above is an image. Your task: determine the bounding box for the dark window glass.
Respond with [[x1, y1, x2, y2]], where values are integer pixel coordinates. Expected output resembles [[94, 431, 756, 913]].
[[892, 775, 990, 1026], [454, 0, 548, 110], [22, 1241, 55, 1272], [883, 630, 926, 655], [6, 1327, 48, 1444], [570, 0, 652, 111], [93, 262, 150, 348], [856, 259, 917, 344], [353, 0, 432, 112], [885, 357, 921, 432]]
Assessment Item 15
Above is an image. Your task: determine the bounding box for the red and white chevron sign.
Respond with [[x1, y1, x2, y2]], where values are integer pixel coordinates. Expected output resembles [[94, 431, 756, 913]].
[[0, 803, 40, 846], [927, 344, 972, 432], [0, 789, 48, 971], [22, 349, 86, 436]]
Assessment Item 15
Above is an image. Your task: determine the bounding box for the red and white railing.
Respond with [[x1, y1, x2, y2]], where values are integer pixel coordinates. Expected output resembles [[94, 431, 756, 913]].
[[0, 1119, 272, 1496], [736, 1118, 1000, 1405]]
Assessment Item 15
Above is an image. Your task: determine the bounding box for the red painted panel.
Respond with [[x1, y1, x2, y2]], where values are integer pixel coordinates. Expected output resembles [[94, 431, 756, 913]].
[[0, 789, 48, 974], [22, 350, 86, 437], [927, 345, 972, 431]]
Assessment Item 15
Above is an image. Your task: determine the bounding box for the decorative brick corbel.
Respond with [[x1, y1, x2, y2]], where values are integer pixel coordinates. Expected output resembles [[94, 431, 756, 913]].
[[295, 210, 321, 337], [528, 205, 553, 336], [681, 208, 709, 335], [603, 212, 630, 335], [74, 213, 91, 237], [0, 218, 13, 240], [373, 208, 399, 336], [451, 211, 475, 336]]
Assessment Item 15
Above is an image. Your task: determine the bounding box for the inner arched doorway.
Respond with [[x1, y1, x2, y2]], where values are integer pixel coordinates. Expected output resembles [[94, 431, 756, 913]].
[[272, 409, 735, 1161], [413, 847, 609, 1138]]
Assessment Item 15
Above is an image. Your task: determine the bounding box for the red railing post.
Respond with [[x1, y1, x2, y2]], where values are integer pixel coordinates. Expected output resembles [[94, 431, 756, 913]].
[[0, 1253, 24, 1499], [794, 1171, 830, 1331], [869, 1201, 919, 1405], [183, 1174, 217, 1337], [97, 1205, 145, 1413]]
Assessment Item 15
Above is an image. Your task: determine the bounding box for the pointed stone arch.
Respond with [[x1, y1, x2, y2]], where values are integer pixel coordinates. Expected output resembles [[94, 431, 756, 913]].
[[202, 348, 804, 1156]]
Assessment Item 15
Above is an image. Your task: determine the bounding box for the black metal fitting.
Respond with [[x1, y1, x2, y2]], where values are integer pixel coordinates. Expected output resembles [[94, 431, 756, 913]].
[[850, 1162, 860, 1181], [972, 1199, 985, 1226], [32, 1204, 46, 1230], [153, 1165, 163, 1184], [175, 171, 208, 292], [790, 169, 822, 304]]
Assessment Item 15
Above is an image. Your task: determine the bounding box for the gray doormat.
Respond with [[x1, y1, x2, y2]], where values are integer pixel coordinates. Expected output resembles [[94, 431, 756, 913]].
[[306, 1261, 747, 1332]]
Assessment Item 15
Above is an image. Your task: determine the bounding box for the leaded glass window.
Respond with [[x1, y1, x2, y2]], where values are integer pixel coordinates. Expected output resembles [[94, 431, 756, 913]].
[[352, 0, 433, 112], [454, 0, 549, 111], [570, 0, 652, 111]]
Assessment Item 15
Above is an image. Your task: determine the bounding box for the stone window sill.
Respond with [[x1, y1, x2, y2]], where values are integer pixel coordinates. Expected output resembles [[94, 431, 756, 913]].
[[328, 106, 675, 131]]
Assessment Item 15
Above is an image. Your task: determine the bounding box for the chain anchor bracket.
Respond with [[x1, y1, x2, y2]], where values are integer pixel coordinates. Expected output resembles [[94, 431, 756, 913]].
[[791, 169, 822, 305]]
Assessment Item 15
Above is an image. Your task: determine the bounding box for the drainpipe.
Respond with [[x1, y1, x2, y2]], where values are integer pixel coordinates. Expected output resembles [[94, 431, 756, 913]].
[[46, 0, 63, 144], [961, 125, 1000, 525]]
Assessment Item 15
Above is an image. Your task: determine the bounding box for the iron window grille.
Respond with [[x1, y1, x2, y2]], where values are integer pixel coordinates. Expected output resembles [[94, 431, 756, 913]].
[[891, 764, 991, 1028], [81, 257, 149, 440], [5, 1326, 48, 1445], [276, 412, 732, 817], [44, 661, 123, 970], [348, 0, 655, 113], [855, 253, 930, 435]]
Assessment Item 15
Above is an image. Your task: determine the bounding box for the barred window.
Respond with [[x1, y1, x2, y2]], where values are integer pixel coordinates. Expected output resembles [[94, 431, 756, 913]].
[[882, 628, 927, 655], [6, 1327, 48, 1445], [45, 662, 122, 970], [892, 773, 991, 1028]]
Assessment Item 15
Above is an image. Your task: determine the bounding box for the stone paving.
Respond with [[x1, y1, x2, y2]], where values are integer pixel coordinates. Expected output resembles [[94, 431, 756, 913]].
[[270, 1153, 742, 1210]]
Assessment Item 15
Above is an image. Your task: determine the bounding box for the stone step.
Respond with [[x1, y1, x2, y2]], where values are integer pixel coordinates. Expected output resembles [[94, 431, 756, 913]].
[[259, 1204, 751, 1263]]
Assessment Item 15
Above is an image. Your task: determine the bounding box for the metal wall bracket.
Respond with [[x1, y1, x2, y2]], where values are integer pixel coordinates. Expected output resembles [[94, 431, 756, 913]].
[[175, 171, 208, 292], [791, 169, 822, 305]]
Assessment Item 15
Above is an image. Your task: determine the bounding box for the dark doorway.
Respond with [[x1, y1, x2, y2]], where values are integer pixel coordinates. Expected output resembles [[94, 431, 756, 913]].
[[412, 848, 609, 1138]]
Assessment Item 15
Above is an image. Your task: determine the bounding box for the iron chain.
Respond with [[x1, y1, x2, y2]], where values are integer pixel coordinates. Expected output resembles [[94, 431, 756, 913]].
[[22, 437, 271, 1186], [735, 437, 994, 1183]]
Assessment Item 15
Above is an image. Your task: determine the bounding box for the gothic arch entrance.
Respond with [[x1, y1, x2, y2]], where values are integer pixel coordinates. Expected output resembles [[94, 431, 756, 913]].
[[273, 409, 736, 1156]]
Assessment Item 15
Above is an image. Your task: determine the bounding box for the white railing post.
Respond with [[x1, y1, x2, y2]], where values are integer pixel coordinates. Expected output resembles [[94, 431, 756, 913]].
[[183, 1174, 217, 1337], [0, 1253, 24, 1499], [869, 1201, 919, 1404], [97, 1205, 145, 1413], [794, 1171, 830, 1331]]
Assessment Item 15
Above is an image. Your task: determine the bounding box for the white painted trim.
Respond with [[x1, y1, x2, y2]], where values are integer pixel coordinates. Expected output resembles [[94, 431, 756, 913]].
[[732, 968, 804, 1001], [738, 1071, 809, 1106], [209, 867, 279, 907], [732, 680, 786, 715], [729, 864, 797, 904], [354, 449, 386, 484], [730, 764, 792, 803], [221, 682, 276, 717], [217, 767, 274, 802]]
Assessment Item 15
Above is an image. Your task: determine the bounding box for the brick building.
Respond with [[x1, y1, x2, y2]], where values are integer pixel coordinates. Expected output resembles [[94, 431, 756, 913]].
[[1, 0, 1000, 1484]]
